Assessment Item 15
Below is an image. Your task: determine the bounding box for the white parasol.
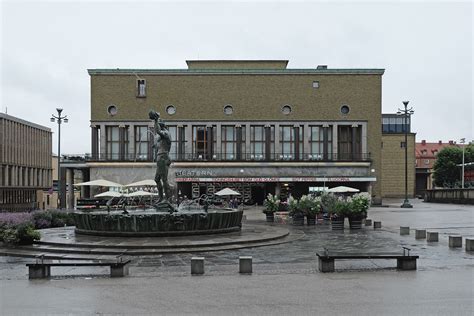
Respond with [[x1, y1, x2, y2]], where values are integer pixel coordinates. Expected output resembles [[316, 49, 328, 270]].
[[126, 190, 158, 197], [94, 191, 124, 198], [76, 179, 123, 187], [327, 186, 360, 193], [124, 179, 157, 187], [215, 188, 241, 196]]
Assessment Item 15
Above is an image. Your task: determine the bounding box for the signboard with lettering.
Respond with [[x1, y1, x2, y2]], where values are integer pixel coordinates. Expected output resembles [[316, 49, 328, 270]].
[[175, 177, 376, 183]]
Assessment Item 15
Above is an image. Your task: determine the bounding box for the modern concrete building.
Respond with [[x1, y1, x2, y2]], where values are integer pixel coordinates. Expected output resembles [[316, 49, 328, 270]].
[[83, 60, 386, 204], [381, 114, 416, 198], [0, 113, 52, 211]]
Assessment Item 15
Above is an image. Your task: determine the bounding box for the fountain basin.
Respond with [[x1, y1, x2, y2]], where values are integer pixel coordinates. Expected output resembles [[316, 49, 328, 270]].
[[73, 209, 243, 237]]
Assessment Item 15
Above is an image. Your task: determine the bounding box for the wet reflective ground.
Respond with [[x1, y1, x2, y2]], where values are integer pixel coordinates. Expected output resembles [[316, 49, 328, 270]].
[[1, 199, 473, 315]]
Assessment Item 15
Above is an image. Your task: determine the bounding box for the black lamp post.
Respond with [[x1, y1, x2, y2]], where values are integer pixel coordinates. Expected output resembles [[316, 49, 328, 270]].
[[397, 101, 414, 208], [50, 108, 68, 209]]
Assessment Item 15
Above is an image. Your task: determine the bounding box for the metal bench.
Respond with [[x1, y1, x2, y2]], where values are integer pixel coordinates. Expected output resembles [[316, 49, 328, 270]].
[[26, 255, 131, 279], [316, 247, 419, 272]]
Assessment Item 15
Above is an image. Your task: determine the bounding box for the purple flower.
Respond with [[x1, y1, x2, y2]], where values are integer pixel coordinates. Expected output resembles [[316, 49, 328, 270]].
[[0, 212, 34, 227]]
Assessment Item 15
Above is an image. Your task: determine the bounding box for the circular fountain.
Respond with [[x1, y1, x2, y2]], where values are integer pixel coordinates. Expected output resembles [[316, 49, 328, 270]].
[[73, 207, 243, 237], [73, 110, 244, 237]]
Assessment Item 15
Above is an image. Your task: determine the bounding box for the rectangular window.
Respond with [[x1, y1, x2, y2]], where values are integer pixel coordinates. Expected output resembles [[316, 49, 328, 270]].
[[401, 141, 406, 148], [250, 126, 265, 160], [167, 126, 178, 160], [309, 126, 324, 159], [192, 126, 216, 159], [137, 79, 146, 97], [279, 126, 303, 160], [312, 81, 320, 88], [222, 126, 236, 160], [134, 126, 149, 160], [106, 126, 120, 160]]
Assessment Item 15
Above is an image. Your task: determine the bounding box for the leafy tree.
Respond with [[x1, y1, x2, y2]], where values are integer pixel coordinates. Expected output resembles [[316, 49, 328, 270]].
[[433, 144, 474, 187]]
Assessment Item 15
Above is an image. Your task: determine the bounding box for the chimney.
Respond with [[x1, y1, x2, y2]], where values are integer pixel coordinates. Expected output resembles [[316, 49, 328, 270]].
[[438, 140, 442, 145], [449, 140, 454, 145], [421, 140, 426, 145]]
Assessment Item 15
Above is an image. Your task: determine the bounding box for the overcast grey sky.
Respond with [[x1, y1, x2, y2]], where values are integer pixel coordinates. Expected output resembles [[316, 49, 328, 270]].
[[1, 0, 472, 154]]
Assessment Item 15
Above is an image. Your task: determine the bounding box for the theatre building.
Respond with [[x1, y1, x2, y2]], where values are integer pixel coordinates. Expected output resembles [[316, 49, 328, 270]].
[[87, 60, 384, 204]]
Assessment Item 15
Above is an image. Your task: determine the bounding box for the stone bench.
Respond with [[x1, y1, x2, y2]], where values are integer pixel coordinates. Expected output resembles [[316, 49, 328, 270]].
[[316, 249, 418, 272], [26, 259, 131, 279]]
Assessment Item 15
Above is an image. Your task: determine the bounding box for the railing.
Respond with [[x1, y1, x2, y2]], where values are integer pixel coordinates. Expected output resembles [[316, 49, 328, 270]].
[[424, 188, 474, 205], [62, 152, 371, 163]]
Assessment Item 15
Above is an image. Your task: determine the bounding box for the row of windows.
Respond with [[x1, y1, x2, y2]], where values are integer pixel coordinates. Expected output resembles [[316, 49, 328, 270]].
[[100, 125, 360, 161], [382, 117, 411, 133], [134, 79, 321, 99]]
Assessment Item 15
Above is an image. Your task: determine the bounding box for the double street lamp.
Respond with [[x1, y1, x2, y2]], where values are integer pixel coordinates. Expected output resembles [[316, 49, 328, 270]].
[[50, 108, 68, 209], [397, 101, 414, 208]]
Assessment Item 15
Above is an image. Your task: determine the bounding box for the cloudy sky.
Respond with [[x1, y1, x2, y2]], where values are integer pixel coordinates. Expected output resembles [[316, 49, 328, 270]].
[[1, 0, 472, 154]]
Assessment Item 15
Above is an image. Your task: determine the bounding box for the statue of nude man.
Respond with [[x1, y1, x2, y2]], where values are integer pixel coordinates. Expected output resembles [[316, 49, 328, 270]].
[[149, 110, 172, 202]]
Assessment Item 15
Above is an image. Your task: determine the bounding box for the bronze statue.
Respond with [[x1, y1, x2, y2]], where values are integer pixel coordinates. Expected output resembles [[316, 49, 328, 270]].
[[149, 110, 172, 202]]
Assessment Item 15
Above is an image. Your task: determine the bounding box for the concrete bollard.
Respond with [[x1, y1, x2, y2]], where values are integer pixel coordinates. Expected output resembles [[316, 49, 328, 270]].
[[191, 257, 205, 275], [365, 219, 372, 226], [239, 256, 253, 274], [426, 231, 439, 242], [400, 226, 410, 235], [465, 239, 474, 251], [415, 229, 426, 239], [448, 236, 462, 248], [373, 221, 382, 229]]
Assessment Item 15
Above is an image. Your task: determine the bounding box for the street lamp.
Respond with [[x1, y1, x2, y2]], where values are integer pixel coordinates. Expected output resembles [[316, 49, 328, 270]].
[[460, 138, 465, 189], [51, 108, 68, 209], [397, 101, 414, 208]]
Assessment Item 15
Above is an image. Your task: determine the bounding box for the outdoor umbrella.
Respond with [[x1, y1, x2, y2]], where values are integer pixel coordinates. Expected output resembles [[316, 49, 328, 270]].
[[215, 188, 241, 196], [94, 191, 124, 198], [327, 186, 360, 193], [126, 190, 158, 197], [76, 179, 123, 187], [124, 179, 157, 187]]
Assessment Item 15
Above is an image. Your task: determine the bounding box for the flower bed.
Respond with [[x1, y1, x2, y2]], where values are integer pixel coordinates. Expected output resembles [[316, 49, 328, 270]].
[[0, 210, 75, 245]]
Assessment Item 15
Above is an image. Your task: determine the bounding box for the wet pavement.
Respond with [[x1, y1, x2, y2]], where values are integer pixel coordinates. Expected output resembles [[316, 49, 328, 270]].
[[1, 199, 473, 315]]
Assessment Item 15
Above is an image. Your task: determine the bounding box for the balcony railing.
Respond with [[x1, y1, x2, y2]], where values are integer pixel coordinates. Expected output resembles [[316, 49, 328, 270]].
[[62, 152, 371, 163]]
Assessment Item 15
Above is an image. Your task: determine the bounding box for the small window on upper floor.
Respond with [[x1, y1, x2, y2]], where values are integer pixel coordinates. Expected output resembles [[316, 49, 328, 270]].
[[137, 79, 146, 97], [312, 81, 319, 89]]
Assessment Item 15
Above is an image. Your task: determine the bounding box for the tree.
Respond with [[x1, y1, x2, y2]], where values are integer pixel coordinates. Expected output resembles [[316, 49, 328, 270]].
[[433, 144, 474, 187]]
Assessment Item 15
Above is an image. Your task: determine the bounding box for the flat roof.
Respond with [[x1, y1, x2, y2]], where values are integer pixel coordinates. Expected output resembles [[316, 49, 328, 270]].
[[0, 113, 51, 132], [88, 68, 385, 75]]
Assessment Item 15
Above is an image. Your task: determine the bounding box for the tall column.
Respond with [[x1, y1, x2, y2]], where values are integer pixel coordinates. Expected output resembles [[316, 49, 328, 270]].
[[215, 123, 222, 158], [274, 124, 280, 158], [303, 123, 310, 158], [99, 124, 107, 159], [119, 125, 125, 161], [293, 125, 300, 161], [18, 167, 23, 187], [91, 125, 99, 159], [66, 168, 74, 210], [236, 125, 242, 160], [128, 124, 135, 159], [264, 125, 271, 161], [323, 124, 329, 160], [60, 167, 67, 209], [178, 125, 185, 160], [185, 124, 193, 157], [361, 122, 368, 157], [332, 124, 338, 158], [206, 125, 213, 160], [245, 123, 251, 157]]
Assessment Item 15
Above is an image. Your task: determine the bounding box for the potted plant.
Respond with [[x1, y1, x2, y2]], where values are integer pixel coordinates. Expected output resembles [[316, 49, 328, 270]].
[[348, 193, 371, 229], [288, 196, 304, 226], [320, 192, 337, 224], [263, 194, 280, 222], [331, 197, 351, 230], [300, 195, 321, 225]]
